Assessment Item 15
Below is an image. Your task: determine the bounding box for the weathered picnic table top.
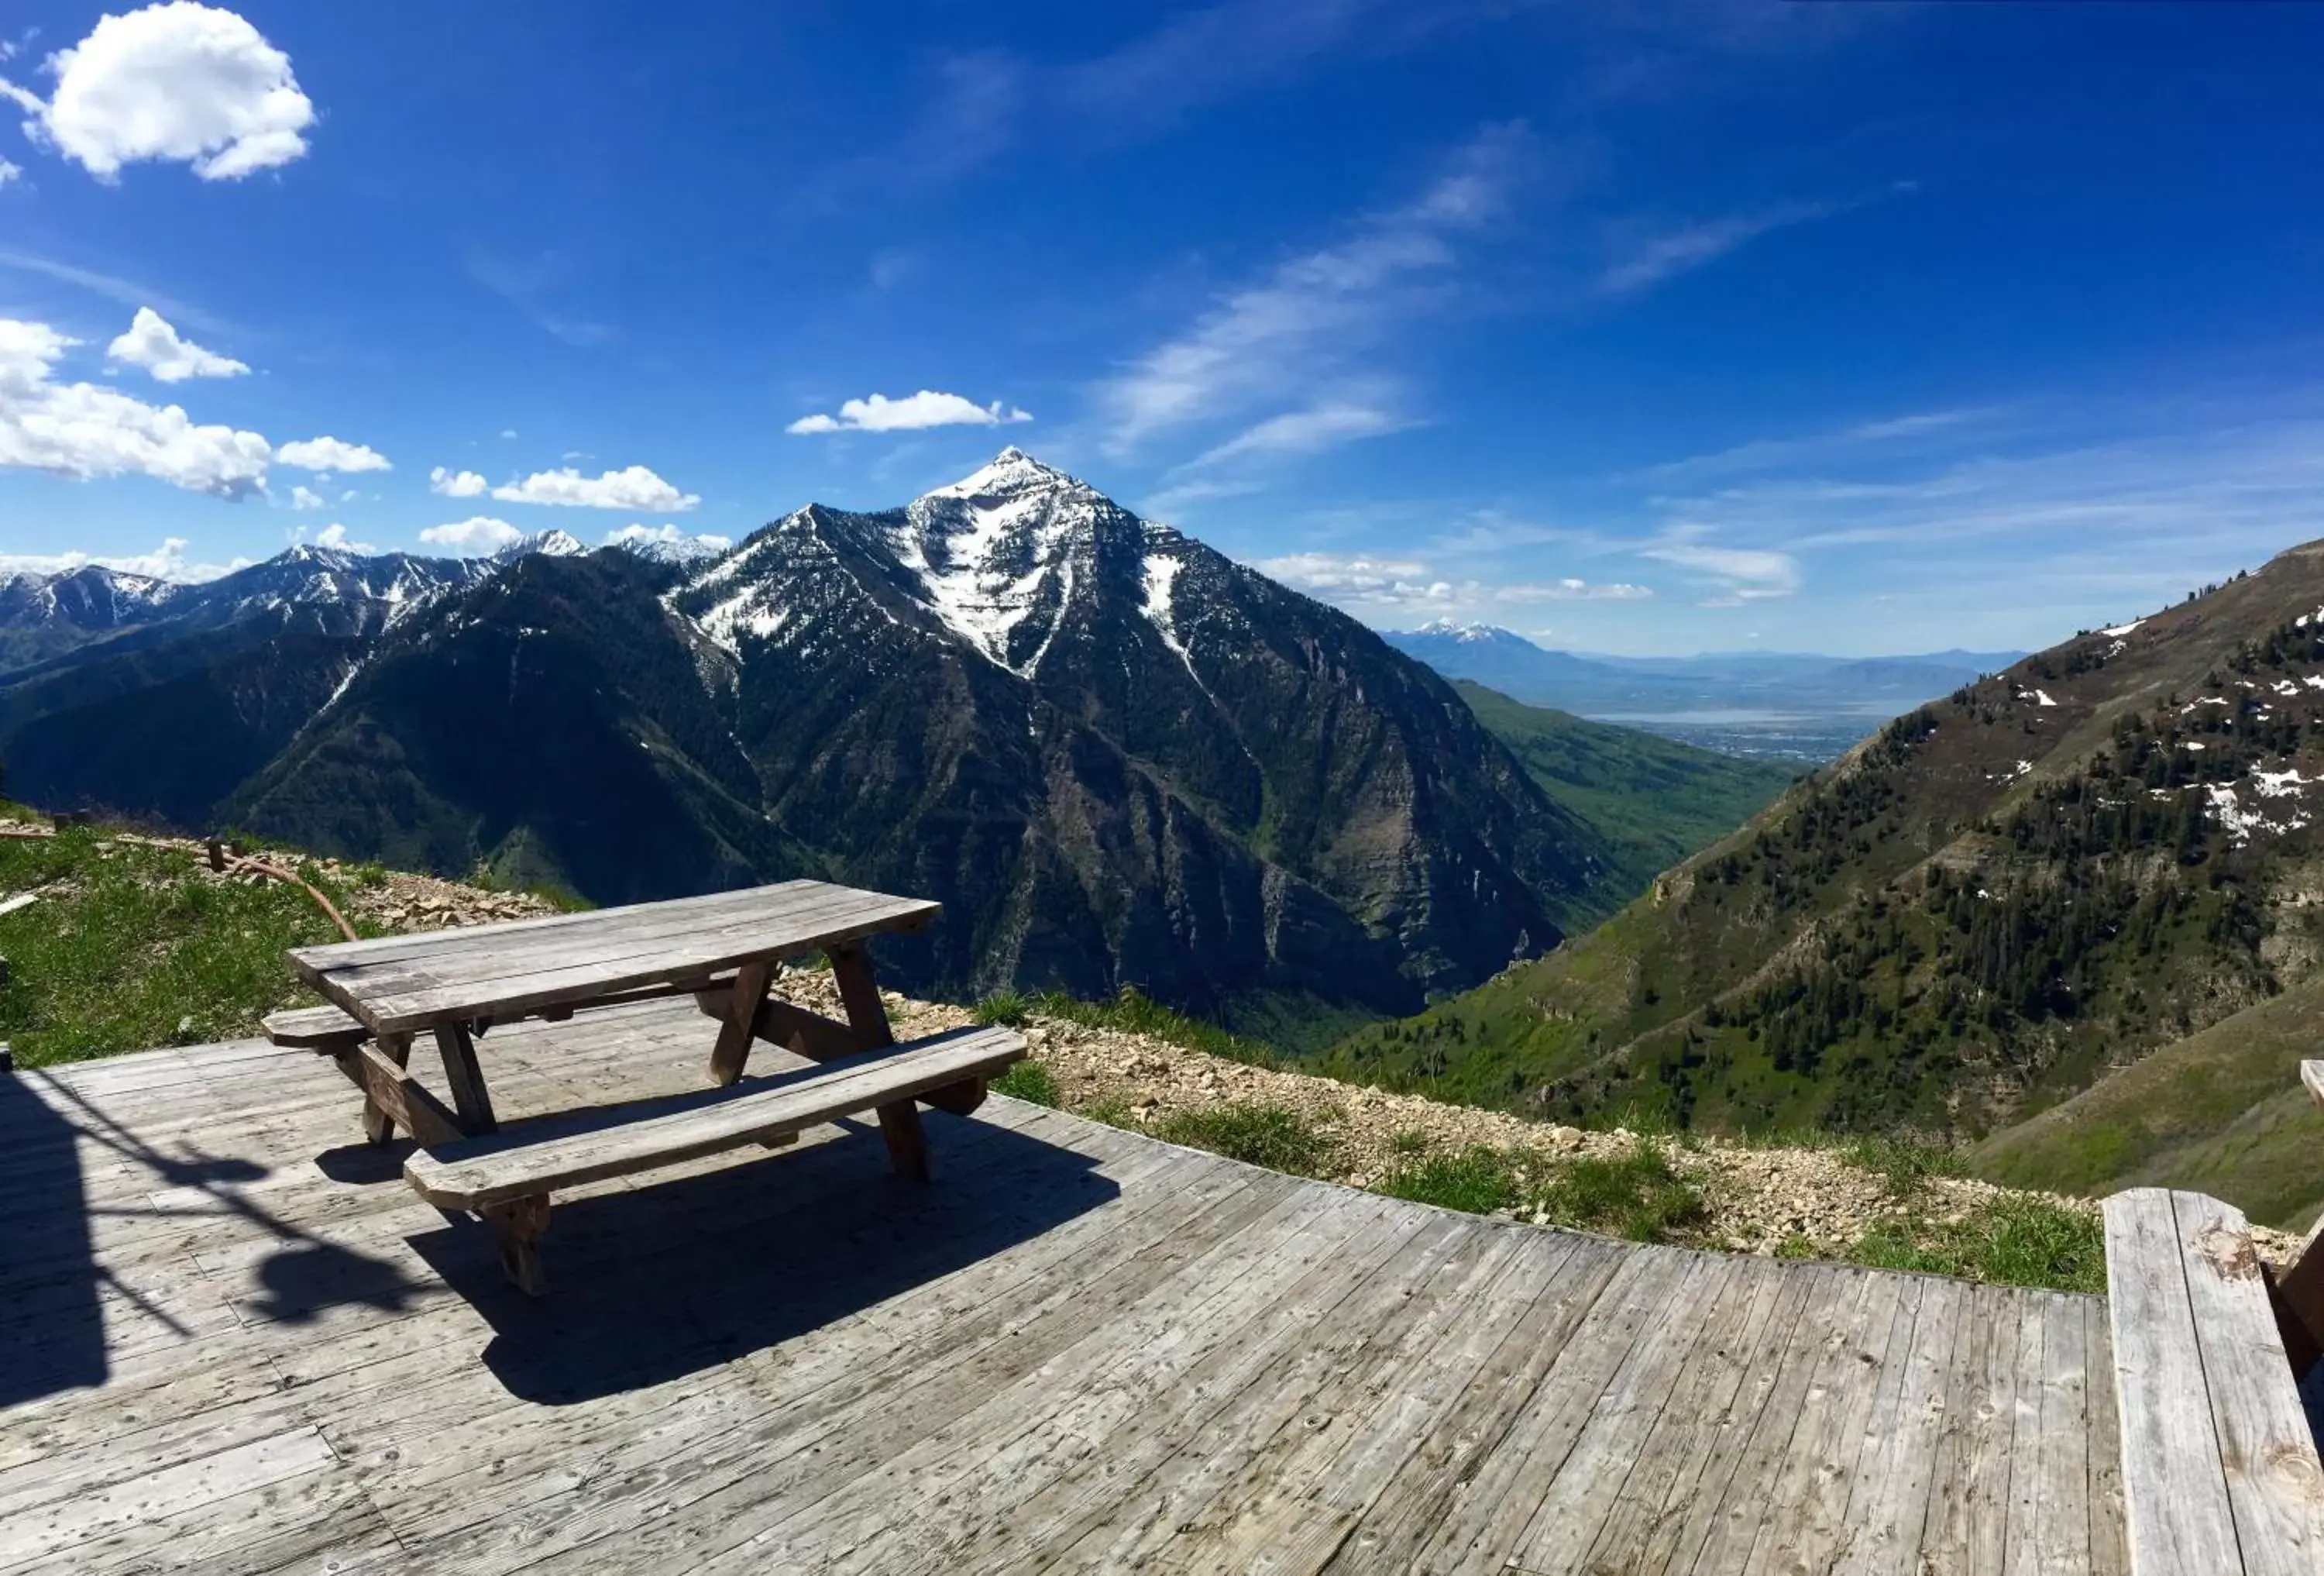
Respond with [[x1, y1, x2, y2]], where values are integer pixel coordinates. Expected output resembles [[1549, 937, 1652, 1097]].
[[287, 879, 939, 1035]]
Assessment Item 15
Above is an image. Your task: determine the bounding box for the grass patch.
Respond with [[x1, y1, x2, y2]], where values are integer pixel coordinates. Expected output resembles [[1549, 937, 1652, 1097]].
[[1033, 987, 1281, 1067], [1842, 1134, 1968, 1199], [973, 991, 1031, 1027], [990, 1060, 1058, 1107], [1379, 1146, 1528, 1215], [1390, 1127, 1433, 1154], [0, 825, 366, 1067], [1843, 1197, 2106, 1293], [1081, 1096, 1133, 1129], [1536, 1141, 1707, 1244], [1150, 1103, 1336, 1177]]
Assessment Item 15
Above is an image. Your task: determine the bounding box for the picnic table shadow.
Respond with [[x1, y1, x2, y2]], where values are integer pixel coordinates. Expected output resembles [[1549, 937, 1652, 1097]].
[[387, 1109, 1119, 1406]]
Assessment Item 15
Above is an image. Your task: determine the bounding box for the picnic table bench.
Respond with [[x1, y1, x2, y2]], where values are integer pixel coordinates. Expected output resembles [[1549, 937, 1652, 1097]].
[[2098, 1061, 2324, 1573], [263, 880, 1026, 1293]]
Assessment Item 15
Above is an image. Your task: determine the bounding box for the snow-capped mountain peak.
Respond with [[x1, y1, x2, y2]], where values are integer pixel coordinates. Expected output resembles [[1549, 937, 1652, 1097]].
[[927, 446, 1086, 503], [1413, 618, 1508, 643], [493, 528, 589, 564]]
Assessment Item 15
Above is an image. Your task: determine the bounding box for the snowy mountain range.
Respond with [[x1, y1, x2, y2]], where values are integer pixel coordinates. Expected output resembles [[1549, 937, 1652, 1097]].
[[1, 452, 1609, 1031]]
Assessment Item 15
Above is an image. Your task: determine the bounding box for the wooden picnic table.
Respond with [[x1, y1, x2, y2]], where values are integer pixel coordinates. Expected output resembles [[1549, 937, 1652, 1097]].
[[286, 879, 939, 1138], [270, 879, 1026, 1293]]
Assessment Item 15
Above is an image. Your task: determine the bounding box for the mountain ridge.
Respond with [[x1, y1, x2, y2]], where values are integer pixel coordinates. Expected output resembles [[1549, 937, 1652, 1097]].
[[3, 452, 1659, 1037]]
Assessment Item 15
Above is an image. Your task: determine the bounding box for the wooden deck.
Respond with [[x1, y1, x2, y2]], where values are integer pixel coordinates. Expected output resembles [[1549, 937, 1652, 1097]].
[[2, 998, 2128, 1574]]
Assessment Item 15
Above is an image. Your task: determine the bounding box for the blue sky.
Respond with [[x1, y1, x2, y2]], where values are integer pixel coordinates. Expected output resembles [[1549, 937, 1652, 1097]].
[[2, 1, 2322, 656]]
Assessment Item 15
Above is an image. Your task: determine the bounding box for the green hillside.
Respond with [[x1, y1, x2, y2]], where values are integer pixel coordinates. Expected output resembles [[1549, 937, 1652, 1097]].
[[1322, 542, 2324, 1149], [1452, 680, 1797, 927], [1973, 976, 2324, 1231]]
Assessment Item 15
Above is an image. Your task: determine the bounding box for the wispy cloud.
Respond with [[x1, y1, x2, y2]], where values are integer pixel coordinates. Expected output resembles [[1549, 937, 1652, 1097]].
[[1190, 400, 1413, 466], [0, 246, 235, 336], [1100, 122, 1528, 456], [1600, 200, 1836, 295], [1640, 535, 1801, 604], [1635, 407, 2000, 485]]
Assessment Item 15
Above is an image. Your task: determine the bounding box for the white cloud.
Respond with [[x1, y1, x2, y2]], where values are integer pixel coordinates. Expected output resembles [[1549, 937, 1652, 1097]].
[[0, 316, 270, 497], [276, 435, 391, 473], [313, 521, 373, 552], [1600, 194, 1889, 296], [429, 465, 488, 498], [1641, 539, 1801, 604], [1100, 124, 1525, 453], [288, 483, 323, 510], [1256, 552, 1447, 604], [1254, 549, 1654, 614], [0, 535, 247, 582], [490, 463, 699, 511], [605, 522, 732, 553], [2, 3, 315, 182], [0, 158, 19, 187], [418, 516, 525, 554], [105, 305, 246, 381], [500, 428, 517, 439], [786, 390, 1033, 435], [1192, 401, 1410, 466]]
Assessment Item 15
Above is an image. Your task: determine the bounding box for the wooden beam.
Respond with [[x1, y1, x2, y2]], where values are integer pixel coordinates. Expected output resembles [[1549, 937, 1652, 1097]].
[[360, 1033, 412, 1144], [432, 1023, 497, 1134], [693, 984, 861, 1062], [706, 958, 775, 1087], [332, 1041, 462, 1149], [829, 942, 894, 1048], [831, 941, 979, 1113], [878, 1101, 930, 1184], [2273, 1214, 2324, 1378], [481, 1194, 550, 1296]]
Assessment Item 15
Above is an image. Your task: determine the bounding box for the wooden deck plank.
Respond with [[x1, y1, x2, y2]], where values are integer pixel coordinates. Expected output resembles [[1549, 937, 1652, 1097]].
[[1405, 1244, 1702, 1571], [2104, 1189, 2248, 1574], [0, 1010, 2133, 1576], [1832, 1274, 1967, 1576], [1578, 1257, 1814, 1576], [1508, 1252, 1755, 1574], [2167, 1191, 2324, 1573]]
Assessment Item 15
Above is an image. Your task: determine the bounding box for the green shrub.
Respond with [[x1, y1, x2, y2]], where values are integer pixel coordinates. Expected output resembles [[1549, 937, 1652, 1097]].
[[1536, 1141, 1707, 1244], [990, 1060, 1058, 1106], [1151, 1103, 1336, 1176], [974, 991, 1031, 1027], [1379, 1146, 1526, 1215]]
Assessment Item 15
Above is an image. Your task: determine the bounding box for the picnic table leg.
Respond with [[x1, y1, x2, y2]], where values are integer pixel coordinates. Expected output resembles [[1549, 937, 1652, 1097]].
[[707, 959, 776, 1086], [433, 1024, 498, 1134], [362, 1032, 413, 1144], [830, 941, 936, 1182], [830, 941, 986, 1119], [483, 1194, 550, 1296]]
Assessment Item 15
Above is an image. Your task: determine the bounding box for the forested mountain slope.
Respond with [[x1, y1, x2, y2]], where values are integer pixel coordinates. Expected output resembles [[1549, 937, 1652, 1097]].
[[1325, 542, 2324, 1145]]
